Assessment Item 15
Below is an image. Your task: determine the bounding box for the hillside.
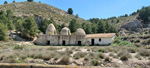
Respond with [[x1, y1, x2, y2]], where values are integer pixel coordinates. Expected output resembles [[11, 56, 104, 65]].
[[105, 14, 138, 28], [0, 2, 90, 25]]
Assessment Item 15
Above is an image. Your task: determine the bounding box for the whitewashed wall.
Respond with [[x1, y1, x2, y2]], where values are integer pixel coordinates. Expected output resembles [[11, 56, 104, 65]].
[[86, 36, 115, 45]]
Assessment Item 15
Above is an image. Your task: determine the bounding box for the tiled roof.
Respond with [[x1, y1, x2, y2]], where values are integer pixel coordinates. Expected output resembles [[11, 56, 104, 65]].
[[86, 33, 116, 38]]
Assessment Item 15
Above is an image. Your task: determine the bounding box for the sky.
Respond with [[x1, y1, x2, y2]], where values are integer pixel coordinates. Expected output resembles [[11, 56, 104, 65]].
[[0, 0, 150, 20]]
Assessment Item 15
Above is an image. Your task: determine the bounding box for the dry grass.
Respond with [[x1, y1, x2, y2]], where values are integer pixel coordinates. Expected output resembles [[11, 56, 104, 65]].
[[73, 52, 87, 59], [0, 41, 149, 67]]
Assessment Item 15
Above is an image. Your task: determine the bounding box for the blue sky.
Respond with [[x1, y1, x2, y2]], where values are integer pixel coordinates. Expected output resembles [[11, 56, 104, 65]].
[[0, 0, 150, 20]]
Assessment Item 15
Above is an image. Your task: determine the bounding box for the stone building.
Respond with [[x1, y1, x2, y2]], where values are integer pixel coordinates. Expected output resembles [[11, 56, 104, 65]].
[[34, 24, 116, 45]]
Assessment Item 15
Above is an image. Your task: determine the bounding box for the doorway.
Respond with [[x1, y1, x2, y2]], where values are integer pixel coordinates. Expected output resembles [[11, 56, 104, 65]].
[[62, 40, 66, 45], [47, 41, 50, 45], [78, 41, 82, 46], [91, 39, 94, 45]]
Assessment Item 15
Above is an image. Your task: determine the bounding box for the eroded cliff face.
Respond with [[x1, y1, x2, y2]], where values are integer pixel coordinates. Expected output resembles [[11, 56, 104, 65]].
[[121, 19, 143, 32]]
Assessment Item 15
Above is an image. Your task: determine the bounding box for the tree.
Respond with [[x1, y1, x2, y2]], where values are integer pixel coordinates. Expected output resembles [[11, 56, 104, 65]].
[[125, 14, 128, 17], [4, 1, 8, 4], [22, 16, 39, 38], [69, 19, 76, 33], [57, 23, 66, 33], [0, 10, 8, 24], [13, 0, 15, 3], [139, 7, 150, 23], [6, 10, 13, 19], [82, 23, 92, 34], [8, 20, 15, 31], [75, 14, 78, 18], [40, 19, 50, 33], [49, 17, 58, 30], [68, 8, 73, 15], [39, 1, 41, 3], [27, 0, 33, 2], [0, 23, 8, 41], [91, 23, 97, 33], [15, 17, 23, 33], [97, 19, 106, 33]]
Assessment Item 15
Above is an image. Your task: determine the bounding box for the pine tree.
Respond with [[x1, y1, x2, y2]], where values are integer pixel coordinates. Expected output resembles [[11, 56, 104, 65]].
[[68, 8, 73, 15], [91, 23, 97, 33], [4, 1, 8, 4], [69, 19, 76, 33], [8, 20, 15, 31], [13, 0, 15, 3], [27, 0, 33, 2], [0, 23, 8, 41], [50, 17, 58, 30], [40, 19, 50, 33], [23, 16, 39, 38], [97, 19, 106, 33], [15, 17, 23, 33]]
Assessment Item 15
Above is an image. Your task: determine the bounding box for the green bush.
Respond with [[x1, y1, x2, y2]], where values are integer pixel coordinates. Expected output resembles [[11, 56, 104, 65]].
[[112, 37, 134, 46], [0, 23, 9, 41], [127, 47, 136, 53], [14, 45, 24, 50], [98, 49, 105, 53]]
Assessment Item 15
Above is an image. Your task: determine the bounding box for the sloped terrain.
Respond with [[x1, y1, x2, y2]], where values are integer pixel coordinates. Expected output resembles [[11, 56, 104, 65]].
[[0, 2, 90, 25]]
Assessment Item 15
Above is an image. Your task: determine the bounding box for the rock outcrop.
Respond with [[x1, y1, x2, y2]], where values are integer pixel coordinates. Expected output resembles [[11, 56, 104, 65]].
[[121, 19, 143, 32]]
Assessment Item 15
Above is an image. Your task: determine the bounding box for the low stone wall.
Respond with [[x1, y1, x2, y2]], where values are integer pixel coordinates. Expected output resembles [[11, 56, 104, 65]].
[[0, 63, 101, 68]]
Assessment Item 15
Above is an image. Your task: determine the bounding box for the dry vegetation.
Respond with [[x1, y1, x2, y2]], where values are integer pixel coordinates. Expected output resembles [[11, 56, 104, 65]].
[[0, 2, 89, 25], [0, 41, 150, 68]]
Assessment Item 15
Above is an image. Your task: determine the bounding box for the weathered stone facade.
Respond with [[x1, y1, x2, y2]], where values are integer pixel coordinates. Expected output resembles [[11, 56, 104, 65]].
[[34, 24, 116, 45]]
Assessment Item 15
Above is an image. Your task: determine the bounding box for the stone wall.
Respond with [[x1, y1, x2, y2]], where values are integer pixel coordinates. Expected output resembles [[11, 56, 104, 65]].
[[34, 35, 86, 45]]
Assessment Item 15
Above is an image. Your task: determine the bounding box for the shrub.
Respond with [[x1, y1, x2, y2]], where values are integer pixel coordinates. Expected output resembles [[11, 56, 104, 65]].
[[135, 54, 141, 60], [98, 53, 105, 59], [141, 39, 150, 45], [0, 23, 9, 41], [135, 43, 141, 47], [59, 56, 70, 65], [120, 55, 128, 61], [98, 49, 105, 53], [91, 59, 98, 66], [104, 57, 111, 62], [73, 52, 87, 59], [14, 45, 24, 50], [84, 56, 89, 61], [127, 48, 136, 53], [109, 53, 114, 57], [135, 39, 140, 43], [41, 51, 56, 60], [118, 50, 131, 61], [138, 49, 150, 57], [118, 50, 131, 58], [66, 50, 73, 54], [112, 37, 134, 46]]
